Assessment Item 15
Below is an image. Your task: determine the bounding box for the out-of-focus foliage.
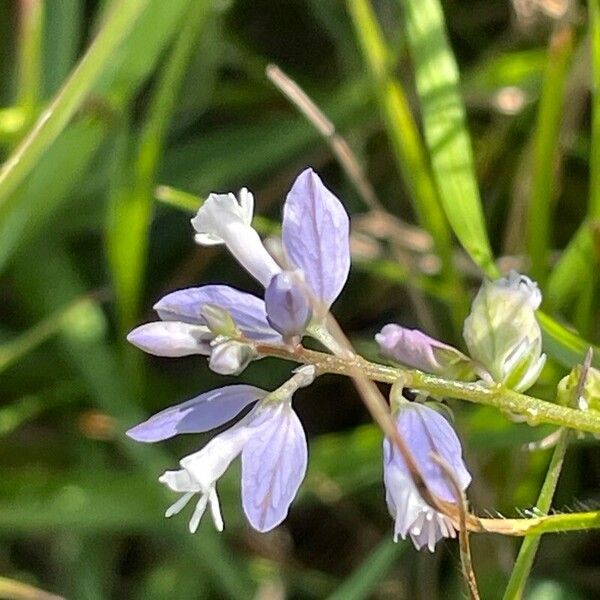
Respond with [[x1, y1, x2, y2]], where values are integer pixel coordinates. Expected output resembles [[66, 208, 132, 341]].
[[1, 0, 600, 598]]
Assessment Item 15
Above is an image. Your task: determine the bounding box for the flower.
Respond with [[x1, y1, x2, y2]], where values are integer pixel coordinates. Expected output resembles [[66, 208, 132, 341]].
[[265, 271, 312, 340], [383, 400, 471, 551], [191, 168, 351, 318], [375, 324, 475, 380], [127, 284, 283, 373], [127, 367, 315, 533], [463, 271, 546, 392], [192, 188, 281, 287], [281, 168, 350, 314]]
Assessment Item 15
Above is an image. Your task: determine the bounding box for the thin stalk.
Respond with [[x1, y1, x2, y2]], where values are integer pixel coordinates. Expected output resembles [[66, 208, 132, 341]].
[[502, 349, 592, 599], [501, 432, 570, 599], [253, 342, 600, 435]]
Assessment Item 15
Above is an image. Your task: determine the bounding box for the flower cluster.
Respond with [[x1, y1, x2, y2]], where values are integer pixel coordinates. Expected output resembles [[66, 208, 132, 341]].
[[377, 271, 545, 393], [126, 168, 544, 551]]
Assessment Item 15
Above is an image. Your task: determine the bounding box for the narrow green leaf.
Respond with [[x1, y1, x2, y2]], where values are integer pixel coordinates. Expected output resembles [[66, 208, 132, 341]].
[[0, 0, 151, 210], [546, 222, 598, 311], [44, 0, 84, 96], [347, 0, 467, 328], [538, 311, 600, 369], [106, 2, 211, 334], [16, 0, 44, 122], [327, 538, 406, 600], [401, 0, 497, 277], [527, 26, 574, 285], [346, 0, 456, 274], [0, 0, 199, 275]]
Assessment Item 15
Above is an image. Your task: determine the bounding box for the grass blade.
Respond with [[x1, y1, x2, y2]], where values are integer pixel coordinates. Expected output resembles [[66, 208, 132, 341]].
[[106, 1, 211, 335], [347, 0, 467, 326], [401, 0, 497, 277], [0, 0, 151, 211], [327, 538, 406, 600], [16, 0, 44, 123], [0, 0, 198, 275], [526, 26, 574, 285]]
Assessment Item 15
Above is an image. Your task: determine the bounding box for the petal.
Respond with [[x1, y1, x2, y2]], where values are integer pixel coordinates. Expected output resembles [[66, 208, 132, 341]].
[[376, 325, 446, 372], [265, 271, 312, 338], [127, 321, 211, 357], [191, 192, 281, 286], [191, 193, 247, 243], [126, 384, 267, 442], [241, 404, 308, 532], [159, 469, 198, 493], [282, 168, 350, 310], [376, 324, 474, 378], [154, 285, 282, 343], [395, 404, 471, 502], [182, 413, 257, 490]]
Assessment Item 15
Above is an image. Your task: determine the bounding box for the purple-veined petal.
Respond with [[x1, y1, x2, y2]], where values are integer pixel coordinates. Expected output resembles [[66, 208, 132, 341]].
[[383, 435, 456, 551], [127, 385, 267, 442], [282, 168, 350, 311], [241, 403, 307, 532], [127, 321, 211, 357], [375, 324, 474, 379], [154, 285, 282, 343], [394, 403, 471, 502], [376, 325, 446, 371], [265, 271, 312, 338]]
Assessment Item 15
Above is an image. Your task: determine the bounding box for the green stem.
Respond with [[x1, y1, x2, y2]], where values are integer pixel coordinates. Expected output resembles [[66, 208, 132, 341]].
[[256, 343, 600, 434], [502, 431, 570, 599]]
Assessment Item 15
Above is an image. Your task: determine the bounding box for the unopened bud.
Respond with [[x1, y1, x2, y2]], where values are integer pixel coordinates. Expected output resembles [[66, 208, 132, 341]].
[[375, 324, 475, 380], [463, 271, 545, 392], [209, 340, 257, 375]]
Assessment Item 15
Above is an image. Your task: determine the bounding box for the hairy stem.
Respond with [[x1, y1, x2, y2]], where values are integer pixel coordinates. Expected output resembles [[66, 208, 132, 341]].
[[255, 343, 600, 435]]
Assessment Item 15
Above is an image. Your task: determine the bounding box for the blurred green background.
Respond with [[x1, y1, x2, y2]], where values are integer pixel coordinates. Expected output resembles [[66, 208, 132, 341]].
[[1, 0, 599, 598]]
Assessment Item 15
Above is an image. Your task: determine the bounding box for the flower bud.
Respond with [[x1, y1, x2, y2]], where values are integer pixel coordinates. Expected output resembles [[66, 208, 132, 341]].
[[265, 272, 312, 340], [200, 303, 239, 338], [375, 324, 475, 380], [208, 340, 257, 375], [463, 272, 545, 392], [557, 364, 600, 411]]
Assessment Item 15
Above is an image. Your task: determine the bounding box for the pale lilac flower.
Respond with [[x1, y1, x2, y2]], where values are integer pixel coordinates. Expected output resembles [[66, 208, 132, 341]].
[[128, 367, 314, 533], [384, 401, 471, 551], [282, 168, 350, 313], [127, 285, 283, 372], [463, 271, 545, 392], [192, 188, 281, 287], [265, 271, 312, 340], [189, 168, 351, 322], [375, 324, 474, 379]]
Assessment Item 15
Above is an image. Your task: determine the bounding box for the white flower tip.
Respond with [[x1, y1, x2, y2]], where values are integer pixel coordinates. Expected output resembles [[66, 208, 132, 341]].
[[209, 488, 224, 532]]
